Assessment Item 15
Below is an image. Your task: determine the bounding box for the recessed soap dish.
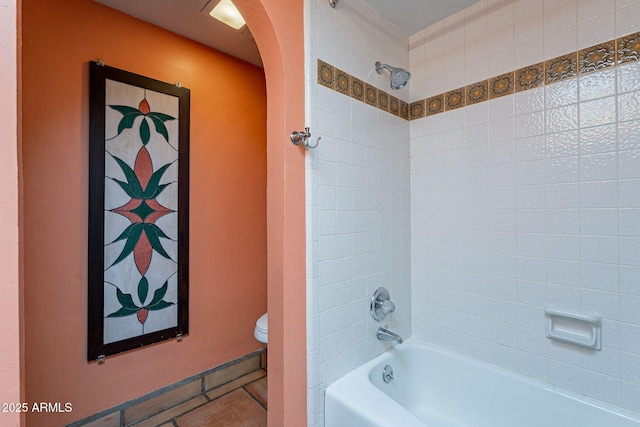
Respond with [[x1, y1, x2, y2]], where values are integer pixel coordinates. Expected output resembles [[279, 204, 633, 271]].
[[544, 308, 602, 351]]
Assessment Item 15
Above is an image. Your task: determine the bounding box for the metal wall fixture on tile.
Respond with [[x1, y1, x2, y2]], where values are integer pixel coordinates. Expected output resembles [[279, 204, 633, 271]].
[[290, 127, 320, 150], [370, 287, 396, 321]]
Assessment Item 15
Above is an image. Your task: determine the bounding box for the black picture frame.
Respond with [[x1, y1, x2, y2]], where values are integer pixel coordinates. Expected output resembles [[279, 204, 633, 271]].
[[88, 61, 190, 361]]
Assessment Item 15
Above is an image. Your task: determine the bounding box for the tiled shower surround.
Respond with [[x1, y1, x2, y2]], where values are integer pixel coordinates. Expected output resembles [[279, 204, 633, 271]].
[[306, 0, 640, 425], [306, 0, 411, 425], [412, 60, 640, 409], [410, 0, 640, 415]]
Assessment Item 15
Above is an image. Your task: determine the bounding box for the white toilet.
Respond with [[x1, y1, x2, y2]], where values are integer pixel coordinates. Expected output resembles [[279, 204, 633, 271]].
[[254, 313, 268, 344]]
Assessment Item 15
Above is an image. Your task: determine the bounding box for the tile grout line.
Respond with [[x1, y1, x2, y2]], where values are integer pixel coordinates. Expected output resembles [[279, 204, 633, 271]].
[[242, 385, 268, 412], [127, 396, 209, 427], [163, 370, 266, 426], [242, 378, 268, 411], [161, 374, 268, 426]]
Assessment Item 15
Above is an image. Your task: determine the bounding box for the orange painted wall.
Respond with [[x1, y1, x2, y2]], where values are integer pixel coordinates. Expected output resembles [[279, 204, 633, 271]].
[[21, 0, 268, 424]]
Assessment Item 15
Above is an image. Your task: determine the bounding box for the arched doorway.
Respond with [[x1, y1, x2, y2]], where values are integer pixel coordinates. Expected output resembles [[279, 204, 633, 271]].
[[233, 1, 307, 425], [8, 0, 306, 425]]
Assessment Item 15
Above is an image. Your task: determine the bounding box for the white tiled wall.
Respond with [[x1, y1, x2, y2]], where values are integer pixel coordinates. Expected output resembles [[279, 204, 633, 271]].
[[307, 0, 640, 424], [409, 0, 640, 101], [305, 1, 411, 425], [410, 0, 640, 415]]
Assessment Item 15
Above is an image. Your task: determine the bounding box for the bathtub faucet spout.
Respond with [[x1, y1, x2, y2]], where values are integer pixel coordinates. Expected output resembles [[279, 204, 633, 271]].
[[377, 325, 403, 345]]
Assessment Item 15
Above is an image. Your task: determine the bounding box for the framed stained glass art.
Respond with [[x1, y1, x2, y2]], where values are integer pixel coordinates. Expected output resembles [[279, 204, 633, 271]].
[[88, 62, 190, 361]]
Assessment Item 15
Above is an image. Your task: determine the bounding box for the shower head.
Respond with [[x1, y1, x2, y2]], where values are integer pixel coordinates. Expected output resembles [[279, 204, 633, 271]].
[[375, 61, 411, 90]]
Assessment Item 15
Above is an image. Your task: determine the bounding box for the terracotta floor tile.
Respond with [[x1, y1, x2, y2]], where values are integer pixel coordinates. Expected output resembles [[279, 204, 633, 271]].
[[131, 396, 207, 427], [125, 379, 201, 424], [82, 411, 120, 427], [245, 377, 267, 408], [204, 355, 261, 391], [206, 370, 266, 401], [175, 389, 266, 427]]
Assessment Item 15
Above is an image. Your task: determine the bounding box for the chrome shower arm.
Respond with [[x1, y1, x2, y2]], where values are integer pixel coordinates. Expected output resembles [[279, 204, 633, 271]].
[[375, 61, 393, 74]]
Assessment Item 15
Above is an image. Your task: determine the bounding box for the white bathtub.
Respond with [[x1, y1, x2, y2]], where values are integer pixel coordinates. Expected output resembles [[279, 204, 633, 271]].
[[325, 338, 640, 427]]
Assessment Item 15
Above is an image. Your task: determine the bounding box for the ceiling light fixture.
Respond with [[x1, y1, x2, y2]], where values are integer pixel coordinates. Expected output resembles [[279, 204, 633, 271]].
[[209, 0, 246, 30]]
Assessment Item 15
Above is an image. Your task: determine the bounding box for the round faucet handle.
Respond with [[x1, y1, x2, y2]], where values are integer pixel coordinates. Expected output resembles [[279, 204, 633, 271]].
[[378, 299, 395, 314], [371, 287, 396, 321]]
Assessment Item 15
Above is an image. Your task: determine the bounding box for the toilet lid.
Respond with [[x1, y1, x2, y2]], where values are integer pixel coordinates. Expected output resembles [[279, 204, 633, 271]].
[[256, 313, 268, 334]]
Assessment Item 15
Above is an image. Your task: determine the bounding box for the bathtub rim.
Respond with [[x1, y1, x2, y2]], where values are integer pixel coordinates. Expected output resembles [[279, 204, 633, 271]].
[[325, 336, 640, 426]]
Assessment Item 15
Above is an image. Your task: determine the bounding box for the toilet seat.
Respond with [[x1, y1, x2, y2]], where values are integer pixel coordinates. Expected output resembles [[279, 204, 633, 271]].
[[254, 313, 268, 344]]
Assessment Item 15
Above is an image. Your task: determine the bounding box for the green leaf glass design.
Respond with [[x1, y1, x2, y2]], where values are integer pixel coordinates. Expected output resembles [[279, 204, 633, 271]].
[[106, 279, 175, 325]]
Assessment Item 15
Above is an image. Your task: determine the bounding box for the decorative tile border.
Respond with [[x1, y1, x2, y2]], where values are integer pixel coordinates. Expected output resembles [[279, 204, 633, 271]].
[[316, 59, 410, 120], [351, 76, 365, 101], [365, 83, 378, 107], [445, 88, 465, 110], [410, 99, 425, 120], [466, 80, 488, 105], [546, 53, 577, 83], [317, 31, 640, 122], [335, 68, 350, 96], [390, 96, 400, 115], [619, 32, 640, 64], [318, 59, 334, 89], [516, 62, 544, 91], [378, 91, 389, 111], [426, 94, 444, 116], [399, 100, 409, 118], [489, 72, 514, 99], [580, 41, 616, 74]]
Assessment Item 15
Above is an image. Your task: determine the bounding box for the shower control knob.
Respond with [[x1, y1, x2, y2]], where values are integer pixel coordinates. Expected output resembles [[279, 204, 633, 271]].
[[371, 287, 396, 321]]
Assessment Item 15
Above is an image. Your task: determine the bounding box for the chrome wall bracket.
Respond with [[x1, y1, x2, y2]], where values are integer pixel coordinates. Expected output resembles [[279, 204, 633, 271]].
[[329, 0, 338, 8], [290, 127, 320, 150]]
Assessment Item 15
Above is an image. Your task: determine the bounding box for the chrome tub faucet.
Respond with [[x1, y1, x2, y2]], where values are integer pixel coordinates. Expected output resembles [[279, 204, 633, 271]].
[[377, 325, 403, 345]]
